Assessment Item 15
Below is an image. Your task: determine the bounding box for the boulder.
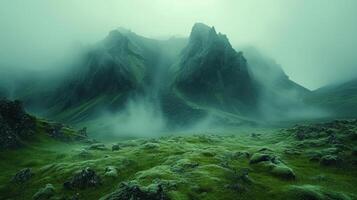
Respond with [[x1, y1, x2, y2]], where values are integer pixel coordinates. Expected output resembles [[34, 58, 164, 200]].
[[89, 143, 107, 151], [143, 143, 160, 150], [100, 181, 170, 200], [112, 144, 121, 151], [12, 168, 33, 184], [249, 153, 272, 164], [105, 166, 118, 178], [32, 184, 55, 200], [270, 165, 296, 180], [63, 167, 101, 190]]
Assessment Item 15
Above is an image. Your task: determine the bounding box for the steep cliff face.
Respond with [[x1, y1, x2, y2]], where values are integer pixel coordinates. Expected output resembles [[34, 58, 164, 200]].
[[54, 30, 146, 110], [174, 23, 257, 114]]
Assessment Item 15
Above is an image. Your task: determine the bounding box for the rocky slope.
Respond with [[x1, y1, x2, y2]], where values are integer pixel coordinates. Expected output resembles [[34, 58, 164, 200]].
[[0, 98, 36, 149], [0, 98, 88, 150], [174, 23, 258, 115]]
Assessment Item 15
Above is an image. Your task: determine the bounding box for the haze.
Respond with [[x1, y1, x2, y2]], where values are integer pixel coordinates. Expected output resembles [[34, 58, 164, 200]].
[[0, 0, 356, 89]]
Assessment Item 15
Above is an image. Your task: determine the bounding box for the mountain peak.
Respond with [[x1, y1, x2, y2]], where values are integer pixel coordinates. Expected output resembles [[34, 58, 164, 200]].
[[190, 23, 217, 42], [191, 23, 214, 33]]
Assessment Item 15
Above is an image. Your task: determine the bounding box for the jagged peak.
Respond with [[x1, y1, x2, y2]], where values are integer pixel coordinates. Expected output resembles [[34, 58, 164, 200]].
[[103, 29, 131, 50], [190, 23, 217, 41]]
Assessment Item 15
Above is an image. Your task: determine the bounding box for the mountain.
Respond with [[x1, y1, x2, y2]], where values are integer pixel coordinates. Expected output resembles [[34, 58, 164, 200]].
[[14, 23, 314, 130], [305, 78, 357, 118], [174, 23, 258, 115], [241, 47, 313, 120], [21, 29, 188, 124]]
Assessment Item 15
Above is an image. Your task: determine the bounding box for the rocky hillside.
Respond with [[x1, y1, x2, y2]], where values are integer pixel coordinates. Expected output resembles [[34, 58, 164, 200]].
[[0, 98, 36, 149], [174, 23, 257, 115], [0, 98, 88, 150]]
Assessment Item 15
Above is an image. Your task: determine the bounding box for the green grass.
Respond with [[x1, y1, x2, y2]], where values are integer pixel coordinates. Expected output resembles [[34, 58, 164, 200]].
[[0, 122, 356, 199]]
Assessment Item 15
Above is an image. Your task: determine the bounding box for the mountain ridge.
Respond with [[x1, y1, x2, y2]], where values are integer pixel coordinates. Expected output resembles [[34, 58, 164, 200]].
[[11, 23, 312, 129]]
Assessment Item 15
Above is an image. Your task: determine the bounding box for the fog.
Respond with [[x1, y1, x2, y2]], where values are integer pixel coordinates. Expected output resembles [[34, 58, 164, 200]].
[[0, 0, 356, 138], [1, 0, 357, 89]]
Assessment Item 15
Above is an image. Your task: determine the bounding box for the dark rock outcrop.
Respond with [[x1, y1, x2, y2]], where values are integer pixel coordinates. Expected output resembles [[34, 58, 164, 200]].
[[101, 181, 170, 200], [0, 99, 36, 149], [64, 167, 101, 190], [12, 168, 33, 184]]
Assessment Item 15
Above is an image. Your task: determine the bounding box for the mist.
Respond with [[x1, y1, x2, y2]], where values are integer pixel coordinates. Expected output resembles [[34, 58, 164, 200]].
[[1, 0, 357, 138], [1, 0, 357, 90]]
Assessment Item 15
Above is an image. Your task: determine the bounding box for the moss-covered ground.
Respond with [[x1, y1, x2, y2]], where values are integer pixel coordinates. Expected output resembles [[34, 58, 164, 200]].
[[0, 120, 356, 200]]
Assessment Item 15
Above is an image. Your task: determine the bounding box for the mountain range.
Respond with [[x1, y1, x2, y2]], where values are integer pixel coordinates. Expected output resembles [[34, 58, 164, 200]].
[[1, 23, 355, 130]]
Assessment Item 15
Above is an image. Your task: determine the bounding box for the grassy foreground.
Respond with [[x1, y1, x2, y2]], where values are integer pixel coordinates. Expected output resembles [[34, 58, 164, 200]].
[[0, 120, 356, 200]]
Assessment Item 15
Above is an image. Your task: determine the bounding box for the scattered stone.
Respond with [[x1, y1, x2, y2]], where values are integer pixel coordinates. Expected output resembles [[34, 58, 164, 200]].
[[270, 165, 296, 180], [32, 184, 55, 200], [143, 142, 160, 150], [100, 181, 170, 200], [48, 123, 66, 140], [12, 168, 33, 183], [63, 167, 101, 190], [89, 143, 107, 151], [249, 153, 272, 164], [112, 144, 121, 151], [105, 166, 118, 178]]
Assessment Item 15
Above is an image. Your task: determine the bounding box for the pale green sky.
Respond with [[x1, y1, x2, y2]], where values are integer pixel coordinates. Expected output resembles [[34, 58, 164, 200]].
[[0, 0, 356, 89]]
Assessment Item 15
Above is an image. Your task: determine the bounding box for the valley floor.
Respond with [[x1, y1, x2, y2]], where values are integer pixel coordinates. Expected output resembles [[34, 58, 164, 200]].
[[0, 120, 356, 200]]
